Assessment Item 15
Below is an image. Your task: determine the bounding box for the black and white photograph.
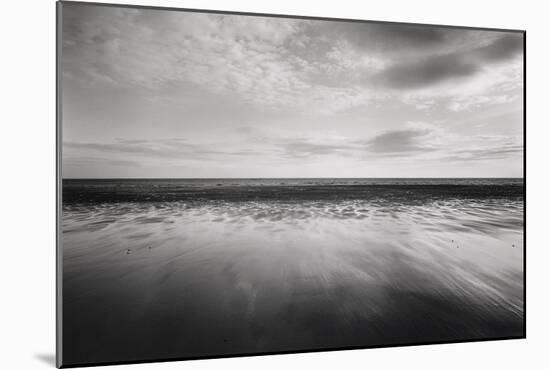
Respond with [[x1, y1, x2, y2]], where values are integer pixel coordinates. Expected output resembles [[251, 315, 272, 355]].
[[58, 1, 524, 367]]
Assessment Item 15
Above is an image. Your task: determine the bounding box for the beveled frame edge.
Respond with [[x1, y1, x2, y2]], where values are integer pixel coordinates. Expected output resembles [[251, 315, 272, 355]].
[[56, 1, 63, 368], [55, 1, 526, 367]]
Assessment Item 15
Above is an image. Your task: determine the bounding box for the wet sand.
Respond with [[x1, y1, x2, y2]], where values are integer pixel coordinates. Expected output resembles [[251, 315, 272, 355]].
[[61, 179, 524, 366]]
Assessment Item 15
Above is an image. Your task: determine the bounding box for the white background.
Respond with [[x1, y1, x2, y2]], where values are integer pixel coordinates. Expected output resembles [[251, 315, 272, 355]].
[[0, 0, 547, 368]]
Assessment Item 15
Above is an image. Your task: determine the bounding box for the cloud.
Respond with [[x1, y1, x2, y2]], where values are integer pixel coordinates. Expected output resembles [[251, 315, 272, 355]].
[[64, 156, 142, 168], [64, 138, 260, 164], [448, 93, 520, 112], [473, 34, 524, 62], [374, 53, 478, 89], [316, 22, 449, 54], [62, 3, 523, 116], [373, 33, 523, 90], [278, 140, 349, 158], [234, 124, 523, 164], [65, 139, 195, 158], [363, 126, 438, 154], [247, 124, 443, 160], [61, 4, 319, 109], [357, 124, 523, 163], [369, 23, 447, 48], [445, 144, 523, 162], [62, 124, 523, 178]]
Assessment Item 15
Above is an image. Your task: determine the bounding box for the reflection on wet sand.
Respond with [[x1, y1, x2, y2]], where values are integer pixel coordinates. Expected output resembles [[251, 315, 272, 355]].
[[62, 182, 524, 366]]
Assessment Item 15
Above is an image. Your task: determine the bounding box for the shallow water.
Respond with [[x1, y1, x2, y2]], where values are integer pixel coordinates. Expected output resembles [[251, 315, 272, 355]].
[[62, 179, 524, 365]]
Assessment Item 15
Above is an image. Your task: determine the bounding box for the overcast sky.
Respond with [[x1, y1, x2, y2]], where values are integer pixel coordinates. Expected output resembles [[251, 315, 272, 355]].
[[61, 3, 524, 178]]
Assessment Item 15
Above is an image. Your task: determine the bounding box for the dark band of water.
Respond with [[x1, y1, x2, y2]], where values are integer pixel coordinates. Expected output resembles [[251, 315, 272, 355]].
[[63, 178, 524, 204]]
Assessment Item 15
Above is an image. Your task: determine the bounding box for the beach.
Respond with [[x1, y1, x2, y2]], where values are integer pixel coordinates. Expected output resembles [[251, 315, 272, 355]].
[[61, 179, 524, 365]]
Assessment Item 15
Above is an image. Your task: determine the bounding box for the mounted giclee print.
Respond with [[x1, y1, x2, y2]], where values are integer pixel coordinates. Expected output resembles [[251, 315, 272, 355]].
[[57, 0, 525, 367]]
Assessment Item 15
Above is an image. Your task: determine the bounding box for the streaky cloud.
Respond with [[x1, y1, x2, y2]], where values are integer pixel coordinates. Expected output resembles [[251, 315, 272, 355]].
[[373, 33, 523, 90], [363, 128, 437, 154]]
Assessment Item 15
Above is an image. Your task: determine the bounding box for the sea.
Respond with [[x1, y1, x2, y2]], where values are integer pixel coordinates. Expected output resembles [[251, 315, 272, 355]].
[[61, 178, 524, 365]]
